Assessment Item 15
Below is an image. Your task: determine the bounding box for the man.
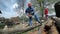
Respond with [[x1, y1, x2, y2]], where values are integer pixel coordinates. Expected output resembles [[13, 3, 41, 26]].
[[25, 3, 41, 26], [54, 1, 60, 17], [44, 8, 48, 19]]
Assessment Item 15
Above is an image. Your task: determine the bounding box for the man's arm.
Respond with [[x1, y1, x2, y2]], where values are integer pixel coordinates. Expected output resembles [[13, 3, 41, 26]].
[[31, 8, 35, 15]]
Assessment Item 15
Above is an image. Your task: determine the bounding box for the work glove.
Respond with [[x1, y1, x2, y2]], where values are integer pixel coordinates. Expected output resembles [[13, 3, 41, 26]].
[[27, 13, 32, 17]]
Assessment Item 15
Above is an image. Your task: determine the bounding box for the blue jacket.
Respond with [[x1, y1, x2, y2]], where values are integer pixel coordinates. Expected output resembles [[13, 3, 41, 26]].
[[25, 7, 34, 15]]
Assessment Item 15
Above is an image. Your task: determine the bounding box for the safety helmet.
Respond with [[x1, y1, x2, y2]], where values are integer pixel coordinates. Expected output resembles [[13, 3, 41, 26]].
[[28, 3, 32, 7]]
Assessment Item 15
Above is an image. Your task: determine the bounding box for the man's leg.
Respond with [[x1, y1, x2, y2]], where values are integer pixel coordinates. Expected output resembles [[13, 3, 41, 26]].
[[29, 17, 33, 26], [45, 14, 48, 19], [34, 14, 42, 25], [34, 14, 40, 23]]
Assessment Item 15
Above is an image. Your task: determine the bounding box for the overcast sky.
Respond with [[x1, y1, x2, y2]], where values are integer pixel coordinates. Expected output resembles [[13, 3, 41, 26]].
[[0, 0, 30, 18]]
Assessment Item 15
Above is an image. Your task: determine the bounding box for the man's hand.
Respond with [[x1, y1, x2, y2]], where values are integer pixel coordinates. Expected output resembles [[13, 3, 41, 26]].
[[27, 13, 32, 17]]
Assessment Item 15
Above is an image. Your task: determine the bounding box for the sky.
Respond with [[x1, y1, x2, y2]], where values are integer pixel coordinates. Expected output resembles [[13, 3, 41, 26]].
[[0, 0, 30, 18]]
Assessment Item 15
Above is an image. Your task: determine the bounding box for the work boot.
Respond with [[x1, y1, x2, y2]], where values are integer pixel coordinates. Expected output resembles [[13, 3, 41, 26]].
[[38, 21, 42, 26]]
